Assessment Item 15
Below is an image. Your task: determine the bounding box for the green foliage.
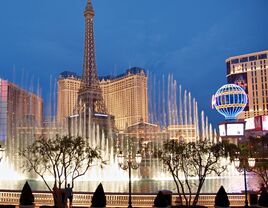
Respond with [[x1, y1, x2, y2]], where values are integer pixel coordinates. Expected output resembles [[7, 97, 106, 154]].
[[91, 183, 106, 208], [19, 181, 34, 205], [21, 135, 103, 192], [214, 186, 230, 207], [154, 191, 168, 208]]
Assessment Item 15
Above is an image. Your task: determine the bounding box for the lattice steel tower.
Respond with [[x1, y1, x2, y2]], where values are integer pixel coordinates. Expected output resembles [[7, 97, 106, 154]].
[[78, 0, 107, 114]]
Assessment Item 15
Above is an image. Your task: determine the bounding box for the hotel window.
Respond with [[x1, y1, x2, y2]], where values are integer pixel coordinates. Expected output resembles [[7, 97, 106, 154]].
[[240, 57, 248, 63], [249, 56, 257, 61], [231, 59, 239, 64], [258, 54, 267, 60]]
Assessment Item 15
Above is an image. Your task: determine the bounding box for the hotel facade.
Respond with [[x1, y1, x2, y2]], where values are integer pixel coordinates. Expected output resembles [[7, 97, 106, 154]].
[[0, 78, 43, 169], [226, 50, 268, 119], [57, 71, 81, 125]]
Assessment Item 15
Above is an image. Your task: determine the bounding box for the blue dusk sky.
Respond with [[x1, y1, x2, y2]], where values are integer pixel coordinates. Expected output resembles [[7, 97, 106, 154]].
[[0, 0, 267, 126]]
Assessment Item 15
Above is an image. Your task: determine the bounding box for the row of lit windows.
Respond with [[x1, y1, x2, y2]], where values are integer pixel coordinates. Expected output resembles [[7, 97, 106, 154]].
[[101, 81, 145, 92], [230, 53, 267, 64], [230, 60, 267, 74], [252, 104, 268, 112]]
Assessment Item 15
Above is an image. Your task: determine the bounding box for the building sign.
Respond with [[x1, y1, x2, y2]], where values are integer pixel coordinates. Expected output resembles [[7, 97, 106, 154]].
[[227, 72, 249, 111], [245, 117, 255, 130], [244, 115, 268, 131], [219, 124, 226, 137], [226, 123, 244, 136], [262, 116, 268, 131], [254, 116, 262, 131]]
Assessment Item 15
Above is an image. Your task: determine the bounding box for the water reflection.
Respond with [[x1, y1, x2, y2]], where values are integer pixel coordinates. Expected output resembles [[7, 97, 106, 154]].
[[0, 175, 260, 194]]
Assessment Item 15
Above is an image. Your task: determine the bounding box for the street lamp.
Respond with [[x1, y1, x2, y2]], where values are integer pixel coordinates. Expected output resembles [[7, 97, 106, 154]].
[[0, 145, 4, 163], [234, 156, 256, 208], [117, 150, 142, 208]]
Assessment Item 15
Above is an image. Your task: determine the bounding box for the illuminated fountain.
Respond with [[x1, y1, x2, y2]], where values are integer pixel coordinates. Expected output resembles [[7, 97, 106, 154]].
[[145, 74, 239, 180], [0, 73, 245, 192], [148, 73, 216, 142], [67, 111, 128, 181]]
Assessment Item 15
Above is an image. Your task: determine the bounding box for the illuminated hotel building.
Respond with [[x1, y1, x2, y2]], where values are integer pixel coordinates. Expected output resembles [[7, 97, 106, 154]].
[[0, 79, 43, 168], [57, 67, 148, 131], [226, 50, 268, 119], [57, 71, 81, 125], [100, 67, 148, 131]]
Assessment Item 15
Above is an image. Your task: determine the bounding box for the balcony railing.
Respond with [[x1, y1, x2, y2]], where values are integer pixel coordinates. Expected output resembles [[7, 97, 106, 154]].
[[0, 190, 250, 207]]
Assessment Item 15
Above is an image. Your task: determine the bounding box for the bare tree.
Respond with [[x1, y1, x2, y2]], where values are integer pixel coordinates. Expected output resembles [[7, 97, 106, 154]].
[[20, 135, 104, 207], [159, 139, 235, 206]]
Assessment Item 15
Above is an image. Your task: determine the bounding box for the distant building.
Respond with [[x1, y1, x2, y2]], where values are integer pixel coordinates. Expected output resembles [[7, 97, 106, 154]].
[[57, 67, 148, 131], [57, 71, 81, 125], [226, 50, 268, 119], [118, 119, 197, 145], [119, 119, 168, 143], [0, 78, 43, 170], [167, 124, 197, 142]]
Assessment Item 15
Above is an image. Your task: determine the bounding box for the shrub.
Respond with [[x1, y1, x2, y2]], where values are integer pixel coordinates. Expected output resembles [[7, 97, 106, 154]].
[[258, 189, 268, 207], [154, 191, 168, 208], [19, 181, 34, 205], [214, 186, 230, 207], [91, 183, 106, 208]]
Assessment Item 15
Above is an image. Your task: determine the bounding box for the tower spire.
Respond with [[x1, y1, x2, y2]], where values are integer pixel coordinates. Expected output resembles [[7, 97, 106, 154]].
[[84, 0, 94, 16]]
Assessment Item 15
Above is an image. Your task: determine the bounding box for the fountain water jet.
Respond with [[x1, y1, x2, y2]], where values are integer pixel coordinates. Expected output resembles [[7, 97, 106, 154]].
[[0, 71, 243, 191]]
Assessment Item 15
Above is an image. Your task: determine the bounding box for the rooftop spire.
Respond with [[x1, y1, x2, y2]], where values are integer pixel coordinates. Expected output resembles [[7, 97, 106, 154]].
[[84, 0, 94, 17]]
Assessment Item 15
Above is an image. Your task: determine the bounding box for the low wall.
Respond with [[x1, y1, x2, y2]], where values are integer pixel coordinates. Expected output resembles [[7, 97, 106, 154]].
[[0, 190, 252, 208]]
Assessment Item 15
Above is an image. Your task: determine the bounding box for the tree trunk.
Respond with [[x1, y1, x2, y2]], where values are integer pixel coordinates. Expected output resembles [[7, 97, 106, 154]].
[[193, 178, 205, 206], [53, 188, 67, 208], [168, 163, 183, 205], [53, 191, 60, 208]]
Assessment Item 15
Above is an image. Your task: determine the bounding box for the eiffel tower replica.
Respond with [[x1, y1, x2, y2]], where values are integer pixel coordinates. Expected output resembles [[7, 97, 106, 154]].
[[70, 0, 116, 137]]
